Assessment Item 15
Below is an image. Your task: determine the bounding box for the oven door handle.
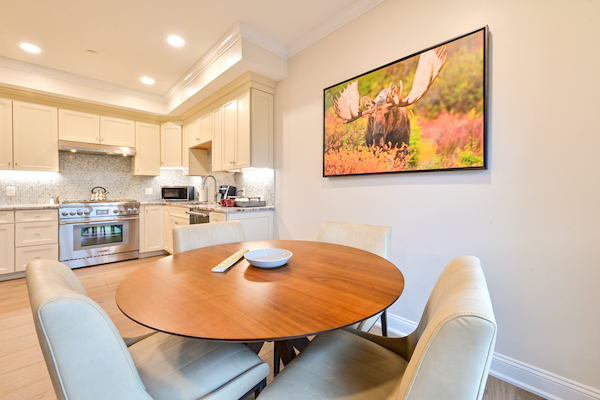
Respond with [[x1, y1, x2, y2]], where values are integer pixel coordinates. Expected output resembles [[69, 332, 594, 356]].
[[186, 211, 209, 217], [60, 217, 139, 225]]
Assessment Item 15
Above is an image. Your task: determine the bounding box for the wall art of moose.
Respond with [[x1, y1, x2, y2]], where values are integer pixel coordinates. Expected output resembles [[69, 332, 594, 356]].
[[323, 27, 488, 177]]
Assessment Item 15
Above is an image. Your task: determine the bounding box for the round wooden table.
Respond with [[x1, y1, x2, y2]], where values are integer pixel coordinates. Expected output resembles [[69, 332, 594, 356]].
[[116, 240, 404, 343]]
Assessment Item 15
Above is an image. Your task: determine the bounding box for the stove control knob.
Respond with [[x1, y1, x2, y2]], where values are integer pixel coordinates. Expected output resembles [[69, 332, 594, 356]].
[[76, 210, 83, 216], [127, 208, 133, 214], [69, 211, 76, 216], [84, 210, 91, 215], [61, 211, 68, 216], [113, 209, 119, 214], [132, 207, 138, 213], [119, 208, 126, 213]]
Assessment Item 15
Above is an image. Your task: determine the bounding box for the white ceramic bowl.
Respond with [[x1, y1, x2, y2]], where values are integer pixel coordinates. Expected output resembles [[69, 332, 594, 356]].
[[244, 249, 293, 268]]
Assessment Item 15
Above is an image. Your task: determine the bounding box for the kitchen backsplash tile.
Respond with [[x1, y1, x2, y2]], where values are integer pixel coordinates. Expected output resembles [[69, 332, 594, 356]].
[[0, 151, 274, 205]]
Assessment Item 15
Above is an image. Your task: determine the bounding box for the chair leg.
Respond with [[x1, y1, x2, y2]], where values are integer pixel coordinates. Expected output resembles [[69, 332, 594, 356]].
[[381, 309, 388, 337], [239, 378, 267, 400], [273, 346, 280, 376]]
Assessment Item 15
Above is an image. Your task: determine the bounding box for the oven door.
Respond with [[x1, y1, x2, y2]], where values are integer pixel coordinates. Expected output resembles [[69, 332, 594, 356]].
[[60, 217, 139, 263]]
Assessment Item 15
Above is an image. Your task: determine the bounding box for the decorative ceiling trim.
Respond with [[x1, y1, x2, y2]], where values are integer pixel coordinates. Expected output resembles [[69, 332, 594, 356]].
[[286, 0, 386, 58], [0, 56, 165, 103]]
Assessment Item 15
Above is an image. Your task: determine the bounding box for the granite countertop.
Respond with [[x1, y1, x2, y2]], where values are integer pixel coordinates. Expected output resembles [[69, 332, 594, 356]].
[[140, 201, 274, 213], [0, 202, 273, 213], [0, 204, 60, 211]]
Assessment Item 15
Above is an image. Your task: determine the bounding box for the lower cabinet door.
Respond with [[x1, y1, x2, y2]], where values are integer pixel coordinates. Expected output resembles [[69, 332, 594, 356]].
[[0, 224, 15, 275], [15, 243, 59, 272]]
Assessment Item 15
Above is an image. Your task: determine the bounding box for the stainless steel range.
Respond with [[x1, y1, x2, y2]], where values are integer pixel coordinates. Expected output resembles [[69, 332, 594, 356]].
[[59, 200, 140, 269]]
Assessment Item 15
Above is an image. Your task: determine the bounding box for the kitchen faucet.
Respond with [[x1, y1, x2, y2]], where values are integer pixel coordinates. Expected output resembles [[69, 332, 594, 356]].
[[203, 175, 219, 204]]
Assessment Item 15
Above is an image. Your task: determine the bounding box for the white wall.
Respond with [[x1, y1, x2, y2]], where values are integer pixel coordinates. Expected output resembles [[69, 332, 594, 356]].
[[273, 0, 600, 393]]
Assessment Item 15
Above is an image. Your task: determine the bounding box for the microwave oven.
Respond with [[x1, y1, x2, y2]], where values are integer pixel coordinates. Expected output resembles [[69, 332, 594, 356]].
[[161, 186, 195, 201]]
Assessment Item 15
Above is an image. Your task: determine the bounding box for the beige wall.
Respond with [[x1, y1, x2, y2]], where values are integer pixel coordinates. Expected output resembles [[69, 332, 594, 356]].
[[273, 0, 600, 390]]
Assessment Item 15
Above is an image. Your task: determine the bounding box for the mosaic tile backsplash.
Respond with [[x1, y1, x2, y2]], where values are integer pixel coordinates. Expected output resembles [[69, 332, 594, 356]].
[[0, 152, 274, 205]]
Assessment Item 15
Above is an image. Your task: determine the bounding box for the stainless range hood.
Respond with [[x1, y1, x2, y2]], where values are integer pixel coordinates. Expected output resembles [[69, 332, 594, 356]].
[[59, 140, 136, 156]]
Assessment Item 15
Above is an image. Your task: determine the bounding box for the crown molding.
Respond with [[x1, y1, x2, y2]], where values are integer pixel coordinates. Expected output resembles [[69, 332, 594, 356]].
[[0, 56, 165, 103], [287, 0, 386, 58]]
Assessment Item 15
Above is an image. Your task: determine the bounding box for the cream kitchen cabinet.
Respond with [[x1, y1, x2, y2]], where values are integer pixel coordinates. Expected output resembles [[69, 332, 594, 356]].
[[209, 210, 273, 241], [163, 206, 189, 254], [0, 211, 15, 275], [182, 123, 208, 176], [12, 101, 58, 172], [212, 88, 273, 171], [0, 99, 12, 170], [100, 116, 136, 147], [188, 111, 212, 148], [140, 205, 164, 253], [161, 123, 182, 168], [58, 109, 100, 143], [14, 210, 58, 272], [133, 122, 160, 176]]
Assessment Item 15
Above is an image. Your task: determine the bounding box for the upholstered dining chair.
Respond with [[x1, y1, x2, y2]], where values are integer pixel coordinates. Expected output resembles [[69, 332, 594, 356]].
[[173, 220, 246, 254], [258, 255, 497, 400], [317, 221, 392, 335], [26, 259, 269, 400]]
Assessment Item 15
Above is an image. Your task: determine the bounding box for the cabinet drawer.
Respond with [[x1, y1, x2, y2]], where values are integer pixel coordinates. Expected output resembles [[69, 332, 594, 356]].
[[15, 209, 58, 223], [0, 211, 14, 224], [167, 206, 190, 219], [15, 221, 58, 247], [209, 212, 227, 223], [15, 243, 59, 272]]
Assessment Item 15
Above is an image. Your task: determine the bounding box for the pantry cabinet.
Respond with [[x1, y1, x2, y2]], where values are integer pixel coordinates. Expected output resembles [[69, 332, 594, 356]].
[[140, 205, 164, 253], [0, 99, 12, 170], [133, 122, 160, 176], [212, 88, 273, 171], [13, 101, 58, 172], [161, 123, 182, 168]]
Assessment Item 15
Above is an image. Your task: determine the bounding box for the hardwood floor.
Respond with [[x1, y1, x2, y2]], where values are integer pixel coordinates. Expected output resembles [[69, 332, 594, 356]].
[[0, 257, 545, 400]]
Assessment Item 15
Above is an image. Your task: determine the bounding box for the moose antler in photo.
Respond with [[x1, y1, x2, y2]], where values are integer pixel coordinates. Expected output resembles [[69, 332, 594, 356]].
[[332, 45, 447, 151]]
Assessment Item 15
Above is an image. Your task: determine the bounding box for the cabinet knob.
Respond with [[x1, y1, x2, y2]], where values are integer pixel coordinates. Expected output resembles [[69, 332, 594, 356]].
[[7, 162, 10, 166], [96, 137, 99, 142], [196, 137, 199, 140]]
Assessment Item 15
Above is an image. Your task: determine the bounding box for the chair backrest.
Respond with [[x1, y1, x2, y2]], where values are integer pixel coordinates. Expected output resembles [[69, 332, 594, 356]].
[[26, 259, 152, 400], [173, 220, 246, 254], [317, 221, 391, 260], [397, 256, 497, 400]]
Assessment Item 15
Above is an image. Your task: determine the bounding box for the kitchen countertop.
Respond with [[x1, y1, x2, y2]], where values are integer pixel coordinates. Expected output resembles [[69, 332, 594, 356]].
[[141, 201, 274, 213], [0, 204, 60, 211], [0, 202, 274, 213]]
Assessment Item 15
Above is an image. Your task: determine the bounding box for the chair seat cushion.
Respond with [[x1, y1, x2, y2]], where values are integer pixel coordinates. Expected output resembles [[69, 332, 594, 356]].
[[129, 332, 268, 400], [259, 329, 408, 400]]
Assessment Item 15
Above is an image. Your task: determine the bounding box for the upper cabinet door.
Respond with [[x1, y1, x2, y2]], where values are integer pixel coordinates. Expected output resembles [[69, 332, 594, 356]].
[[222, 99, 237, 170], [13, 101, 58, 172], [100, 116, 135, 147], [133, 122, 160, 176], [189, 117, 201, 148], [0, 99, 12, 170], [58, 109, 100, 143], [160, 123, 182, 168], [199, 111, 212, 144], [234, 91, 251, 169], [211, 105, 223, 171]]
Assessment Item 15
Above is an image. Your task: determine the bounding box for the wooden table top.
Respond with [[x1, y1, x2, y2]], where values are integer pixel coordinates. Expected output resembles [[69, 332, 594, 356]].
[[116, 240, 404, 342]]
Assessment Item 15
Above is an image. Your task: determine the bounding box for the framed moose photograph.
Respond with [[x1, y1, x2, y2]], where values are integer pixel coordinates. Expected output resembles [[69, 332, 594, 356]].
[[323, 26, 488, 177]]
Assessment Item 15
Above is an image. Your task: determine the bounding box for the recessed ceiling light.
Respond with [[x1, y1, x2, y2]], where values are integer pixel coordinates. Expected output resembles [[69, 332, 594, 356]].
[[87, 50, 98, 55], [141, 77, 154, 84], [168, 36, 184, 47], [20, 43, 40, 53]]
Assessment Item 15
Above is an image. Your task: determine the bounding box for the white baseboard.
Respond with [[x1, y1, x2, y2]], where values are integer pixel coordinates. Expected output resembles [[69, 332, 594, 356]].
[[375, 313, 600, 400]]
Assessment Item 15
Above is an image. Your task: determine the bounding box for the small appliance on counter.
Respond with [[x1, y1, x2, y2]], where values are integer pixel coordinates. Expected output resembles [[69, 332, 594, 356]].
[[234, 197, 266, 207], [161, 186, 195, 201], [219, 185, 236, 200], [197, 183, 207, 202]]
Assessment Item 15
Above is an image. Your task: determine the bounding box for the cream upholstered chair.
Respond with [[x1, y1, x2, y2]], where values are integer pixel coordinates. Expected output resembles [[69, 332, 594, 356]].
[[26, 259, 269, 400], [317, 221, 392, 334], [258, 256, 497, 400], [173, 220, 246, 254]]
